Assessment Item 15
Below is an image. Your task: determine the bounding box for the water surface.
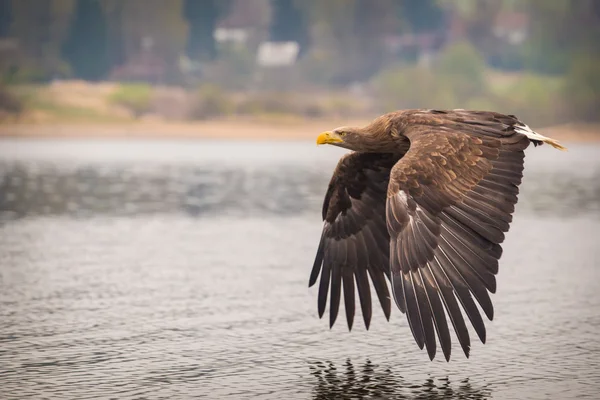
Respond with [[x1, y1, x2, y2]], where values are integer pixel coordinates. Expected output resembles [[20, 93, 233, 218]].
[[1, 139, 599, 399]]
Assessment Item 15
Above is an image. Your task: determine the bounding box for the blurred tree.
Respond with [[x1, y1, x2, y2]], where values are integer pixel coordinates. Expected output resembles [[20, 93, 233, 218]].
[[512, 0, 600, 121], [524, 0, 600, 73], [435, 41, 487, 103], [101, 0, 126, 71], [62, 0, 109, 80], [522, 1, 571, 73], [439, 0, 503, 47], [10, 0, 75, 79], [222, 0, 271, 49], [300, 0, 398, 84], [530, 0, 600, 121], [183, 0, 232, 61], [400, 0, 445, 33], [102, 0, 188, 82], [0, 0, 12, 37], [563, 51, 600, 122], [269, 0, 310, 56]]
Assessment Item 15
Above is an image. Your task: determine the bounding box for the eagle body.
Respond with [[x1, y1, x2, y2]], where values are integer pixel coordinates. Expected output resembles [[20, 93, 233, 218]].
[[311, 109, 566, 361]]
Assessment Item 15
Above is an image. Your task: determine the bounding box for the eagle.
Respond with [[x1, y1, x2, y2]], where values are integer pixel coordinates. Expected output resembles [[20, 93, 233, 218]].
[[310, 109, 566, 361]]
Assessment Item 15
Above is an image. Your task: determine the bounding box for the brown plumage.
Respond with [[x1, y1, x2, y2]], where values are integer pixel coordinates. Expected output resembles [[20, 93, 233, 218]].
[[310, 109, 566, 361]]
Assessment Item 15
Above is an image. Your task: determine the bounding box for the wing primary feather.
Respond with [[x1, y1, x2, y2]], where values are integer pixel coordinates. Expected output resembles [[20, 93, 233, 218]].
[[466, 189, 515, 216], [436, 245, 487, 344], [329, 261, 342, 328], [405, 207, 438, 359], [439, 211, 503, 260], [454, 198, 510, 232], [446, 205, 505, 244], [389, 240, 405, 313], [429, 257, 471, 358], [409, 207, 435, 266], [355, 259, 372, 329], [353, 232, 369, 269], [317, 248, 331, 319], [438, 220, 496, 318], [477, 179, 519, 198], [369, 214, 393, 257], [439, 232, 497, 294], [475, 178, 519, 199], [441, 223, 499, 281], [342, 267, 355, 331], [309, 232, 325, 287], [354, 232, 373, 329], [362, 224, 386, 272], [420, 267, 452, 361], [369, 265, 392, 320], [399, 267, 425, 349], [413, 269, 437, 360]]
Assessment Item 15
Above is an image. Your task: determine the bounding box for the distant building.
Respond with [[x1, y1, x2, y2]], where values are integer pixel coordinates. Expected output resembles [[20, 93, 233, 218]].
[[493, 11, 529, 44], [383, 32, 446, 66], [256, 41, 299, 67], [0, 38, 20, 76], [214, 28, 248, 45], [109, 37, 166, 83], [215, 0, 270, 48]]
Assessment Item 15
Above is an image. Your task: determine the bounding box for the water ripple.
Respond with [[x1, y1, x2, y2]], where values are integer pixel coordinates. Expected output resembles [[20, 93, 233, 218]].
[[0, 140, 599, 399], [1, 142, 599, 221]]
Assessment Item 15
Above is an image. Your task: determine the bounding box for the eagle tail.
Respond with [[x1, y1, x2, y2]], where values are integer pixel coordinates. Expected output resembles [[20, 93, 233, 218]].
[[515, 124, 568, 151]]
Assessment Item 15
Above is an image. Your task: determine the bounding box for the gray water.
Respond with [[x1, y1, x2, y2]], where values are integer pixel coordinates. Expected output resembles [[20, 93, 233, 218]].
[[0, 138, 599, 399]]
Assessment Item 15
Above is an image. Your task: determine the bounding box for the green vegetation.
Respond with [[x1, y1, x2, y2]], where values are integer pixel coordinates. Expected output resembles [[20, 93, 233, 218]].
[[562, 53, 600, 123], [108, 84, 154, 119], [0, 84, 24, 119], [435, 42, 488, 104], [374, 42, 489, 111], [494, 73, 566, 127], [372, 41, 574, 126], [28, 101, 114, 122], [189, 84, 234, 120], [236, 92, 299, 117], [374, 66, 454, 111]]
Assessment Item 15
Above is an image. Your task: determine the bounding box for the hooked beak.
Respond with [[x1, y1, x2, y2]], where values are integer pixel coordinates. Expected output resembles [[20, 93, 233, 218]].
[[316, 131, 343, 145]]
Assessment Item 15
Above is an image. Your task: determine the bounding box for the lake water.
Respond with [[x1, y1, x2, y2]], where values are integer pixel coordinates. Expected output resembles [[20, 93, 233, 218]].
[[1, 138, 599, 399]]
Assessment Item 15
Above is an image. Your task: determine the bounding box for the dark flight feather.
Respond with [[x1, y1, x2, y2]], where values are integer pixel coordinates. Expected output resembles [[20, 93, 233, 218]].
[[311, 152, 401, 330]]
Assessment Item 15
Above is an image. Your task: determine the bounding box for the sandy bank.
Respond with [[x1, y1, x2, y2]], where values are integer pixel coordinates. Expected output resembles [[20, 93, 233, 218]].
[[0, 119, 356, 141]]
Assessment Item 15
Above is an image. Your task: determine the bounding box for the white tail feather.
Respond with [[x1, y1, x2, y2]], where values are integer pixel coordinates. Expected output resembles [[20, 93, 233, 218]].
[[514, 124, 568, 151]]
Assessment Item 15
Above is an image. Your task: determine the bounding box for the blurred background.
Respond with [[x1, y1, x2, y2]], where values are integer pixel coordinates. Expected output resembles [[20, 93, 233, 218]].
[[1, 2, 600, 399], [0, 0, 598, 137]]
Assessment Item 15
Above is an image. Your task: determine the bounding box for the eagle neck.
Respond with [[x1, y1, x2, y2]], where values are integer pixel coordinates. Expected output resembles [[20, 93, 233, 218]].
[[358, 122, 408, 153]]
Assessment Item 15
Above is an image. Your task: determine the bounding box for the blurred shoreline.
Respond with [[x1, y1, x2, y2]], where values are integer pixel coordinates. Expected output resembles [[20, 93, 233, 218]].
[[1, 2, 598, 146], [0, 119, 598, 143], [0, 118, 362, 140], [1, 80, 598, 143]]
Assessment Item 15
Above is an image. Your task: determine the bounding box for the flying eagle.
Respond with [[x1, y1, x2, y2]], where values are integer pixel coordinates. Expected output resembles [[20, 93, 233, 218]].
[[310, 109, 566, 361]]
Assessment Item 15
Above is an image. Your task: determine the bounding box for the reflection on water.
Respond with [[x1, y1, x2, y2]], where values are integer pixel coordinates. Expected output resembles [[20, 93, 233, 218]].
[[1, 143, 599, 220], [1, 140, 599, 399], [0, 163, 326, 219], [310, 359, 490, 399]]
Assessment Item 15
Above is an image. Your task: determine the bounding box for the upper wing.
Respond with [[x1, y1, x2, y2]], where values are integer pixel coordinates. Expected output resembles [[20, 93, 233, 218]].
[[310, 151, 401, 330], [386, 110, 531, 361]]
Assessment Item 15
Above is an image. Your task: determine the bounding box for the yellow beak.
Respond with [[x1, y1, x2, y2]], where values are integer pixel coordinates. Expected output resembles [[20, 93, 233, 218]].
[[316, 131, 343, 145]]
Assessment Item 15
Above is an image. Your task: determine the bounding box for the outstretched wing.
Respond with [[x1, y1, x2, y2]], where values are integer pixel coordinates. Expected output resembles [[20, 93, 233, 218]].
[[311, 152, 401, 330], [386, 110, 531, 361]]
